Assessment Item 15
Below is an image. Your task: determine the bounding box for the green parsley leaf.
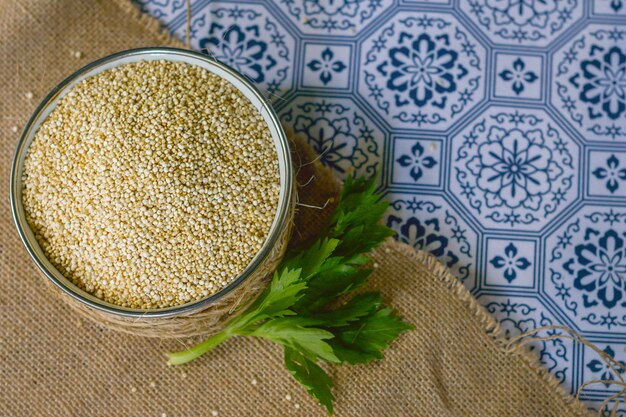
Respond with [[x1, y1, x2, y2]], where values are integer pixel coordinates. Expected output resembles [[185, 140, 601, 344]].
[[325, 339, 382, 365], [166, 174, 413, 414], [249, 317, 339, 363], [313, 292, 382, 327], [294, 265, 372, 314], [233, 267, 305, 328], [284, 347, 335, 414], [328, 176, 390, 239], [282, 238, 339, 280], [334, 308, 415, 361], [335, 224, 396, 257]]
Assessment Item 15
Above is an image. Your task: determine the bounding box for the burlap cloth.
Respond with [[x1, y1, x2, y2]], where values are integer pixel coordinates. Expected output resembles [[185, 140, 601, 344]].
[[0, 1, 595, 416]]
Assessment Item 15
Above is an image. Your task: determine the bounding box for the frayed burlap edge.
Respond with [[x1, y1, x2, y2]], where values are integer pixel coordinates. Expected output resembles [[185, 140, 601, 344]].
[[396, 241, 594, 417]]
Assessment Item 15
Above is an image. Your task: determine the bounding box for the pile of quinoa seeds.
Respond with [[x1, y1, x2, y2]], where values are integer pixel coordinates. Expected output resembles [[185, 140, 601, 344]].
[[22, 60, 281, 309]]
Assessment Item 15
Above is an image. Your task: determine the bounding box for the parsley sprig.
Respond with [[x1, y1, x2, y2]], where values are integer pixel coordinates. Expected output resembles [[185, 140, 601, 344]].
[[166, 175, 414, 414]]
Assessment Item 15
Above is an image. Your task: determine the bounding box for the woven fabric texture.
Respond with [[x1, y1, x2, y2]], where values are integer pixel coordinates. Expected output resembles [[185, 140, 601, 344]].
[[0, 1, 593, 416]]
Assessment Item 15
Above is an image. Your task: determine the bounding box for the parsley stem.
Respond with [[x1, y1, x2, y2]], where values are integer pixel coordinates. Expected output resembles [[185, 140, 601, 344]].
[[166, 329, 232, 365]]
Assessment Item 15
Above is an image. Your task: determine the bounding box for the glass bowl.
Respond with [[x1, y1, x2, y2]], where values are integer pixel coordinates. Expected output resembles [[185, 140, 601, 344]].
[[10, 47, 294, 336]]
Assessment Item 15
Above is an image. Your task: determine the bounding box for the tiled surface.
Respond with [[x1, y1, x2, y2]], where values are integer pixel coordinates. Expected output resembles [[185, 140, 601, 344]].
[[135, 0, 626, 412]]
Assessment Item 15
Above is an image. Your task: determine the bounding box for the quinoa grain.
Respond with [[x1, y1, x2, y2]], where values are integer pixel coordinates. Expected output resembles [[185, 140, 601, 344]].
[[22, 60, 280, 309]]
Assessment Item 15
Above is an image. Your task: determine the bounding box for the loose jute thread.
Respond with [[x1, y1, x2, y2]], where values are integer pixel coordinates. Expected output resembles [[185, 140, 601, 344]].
[[504, 325, 626, 416]]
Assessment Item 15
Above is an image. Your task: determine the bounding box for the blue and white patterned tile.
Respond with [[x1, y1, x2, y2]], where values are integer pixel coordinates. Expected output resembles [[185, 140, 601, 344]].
[[484, 238, 536, 289], [580, 341, 626, 405], [592, 0, 626, 16], [588, 151, 626, 198], [449, 106, 580, 231], [459, 0, 584, 46], [274, 0, 395, 35], [384, 191, 478, 289], [357, 11, 487, 131], [391, 136, 443, 188], [302, 43, 351, 90], [172, 2, 297, 99], [477, 294, 575, 392], [551, 24, 626, 142], [278, 95, 384, 180], [494, 53, 543, 101], [544, 205, 626, 333]]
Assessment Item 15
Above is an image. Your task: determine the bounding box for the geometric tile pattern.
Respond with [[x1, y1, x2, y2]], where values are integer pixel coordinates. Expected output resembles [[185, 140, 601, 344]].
[[134, 0, 626, 411]]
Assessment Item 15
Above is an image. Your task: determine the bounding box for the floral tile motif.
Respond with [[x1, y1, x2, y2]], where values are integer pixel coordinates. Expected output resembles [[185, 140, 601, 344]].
[[358, 11, 486, 130], [580, 341, 626, 411], [582, 343, 626, 390], [588, 151, 626, 197], [391, 137, 442, 187], [384, 192, 478, 289], [494, 53, 543, 100], [477, 294, 574, 391], [592, 0, 626, 16], [459, 0, 583, 46], [174, 2, 296, 99], [302, 44, 350, 89], [551, 25, 626, 142], [276, 0, 394, 35], [279, 96, 384, 179], [485, 238, 536, 288], [450, 106, 579, 231], [544, 205, 626, 333]]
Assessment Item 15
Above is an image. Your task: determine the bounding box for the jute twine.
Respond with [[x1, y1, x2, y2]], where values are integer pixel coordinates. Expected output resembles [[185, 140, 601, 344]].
[[503, 325, 626, 417]]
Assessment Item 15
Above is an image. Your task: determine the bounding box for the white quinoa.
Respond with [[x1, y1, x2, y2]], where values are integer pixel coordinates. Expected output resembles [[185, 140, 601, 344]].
[[22, 60, 280, 309]]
